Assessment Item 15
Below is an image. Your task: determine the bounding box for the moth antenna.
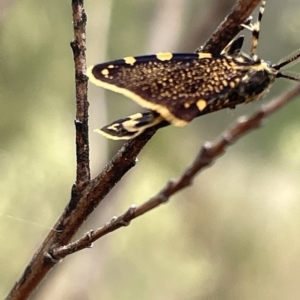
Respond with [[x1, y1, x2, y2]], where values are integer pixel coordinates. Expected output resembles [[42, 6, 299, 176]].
[[272, 48, 300, 70], [276, 71, 300, 82]]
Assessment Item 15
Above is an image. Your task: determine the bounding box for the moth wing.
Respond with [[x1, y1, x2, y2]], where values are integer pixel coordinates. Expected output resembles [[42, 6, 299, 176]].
[[96, 111, 164, 140], [87, 53, 240, 126]]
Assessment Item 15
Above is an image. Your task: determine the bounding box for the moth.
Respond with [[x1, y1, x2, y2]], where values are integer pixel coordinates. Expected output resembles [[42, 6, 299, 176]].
[[87, 0, 300, 140]]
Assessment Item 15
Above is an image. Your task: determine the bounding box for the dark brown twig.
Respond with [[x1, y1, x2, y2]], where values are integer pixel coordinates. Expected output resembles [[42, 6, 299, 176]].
[[6, 1, 89, 299], [52, 82, 300, 258], [200, 0, 261, 53], [71, 0, 90, 189]]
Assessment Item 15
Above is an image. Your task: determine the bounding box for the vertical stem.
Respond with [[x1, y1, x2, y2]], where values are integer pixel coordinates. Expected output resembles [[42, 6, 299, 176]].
[[71, 0, 90, 189], [5, 2, 90, 300]]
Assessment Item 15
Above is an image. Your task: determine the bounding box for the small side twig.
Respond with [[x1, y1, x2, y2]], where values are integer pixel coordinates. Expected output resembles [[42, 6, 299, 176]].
[[52, 82, 300, 258]]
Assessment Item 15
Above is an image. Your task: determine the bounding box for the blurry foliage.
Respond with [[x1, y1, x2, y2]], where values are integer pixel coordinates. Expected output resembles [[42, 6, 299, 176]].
[[1, 0, 300, 299]]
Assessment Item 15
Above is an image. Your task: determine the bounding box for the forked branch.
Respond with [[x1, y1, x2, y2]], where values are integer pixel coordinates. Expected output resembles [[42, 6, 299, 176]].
[[5, 0, 269, 299]]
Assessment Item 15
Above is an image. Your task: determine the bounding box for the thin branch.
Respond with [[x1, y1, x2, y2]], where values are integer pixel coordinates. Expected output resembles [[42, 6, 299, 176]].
[[200, 0, 261, 53], [71, 0, 90, 188], [6, 1, 89, 299], [52, 82, 300, 258]]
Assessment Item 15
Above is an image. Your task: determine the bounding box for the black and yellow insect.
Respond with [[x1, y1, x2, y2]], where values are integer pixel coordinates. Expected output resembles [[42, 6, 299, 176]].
[[87, 0, 300, 140]]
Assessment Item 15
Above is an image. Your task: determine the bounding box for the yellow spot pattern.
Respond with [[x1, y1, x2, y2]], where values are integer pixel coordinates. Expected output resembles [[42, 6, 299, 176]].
[[156, 52, 173, 61], [196, 99, 207, 111], [124, 56, 136, 65], [101, 69, 109, 77], [198, 53, 212, 59]]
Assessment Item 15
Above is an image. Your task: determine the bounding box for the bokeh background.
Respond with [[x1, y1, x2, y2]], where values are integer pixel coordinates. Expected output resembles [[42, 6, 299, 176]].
[[1, 0, 300, 299]]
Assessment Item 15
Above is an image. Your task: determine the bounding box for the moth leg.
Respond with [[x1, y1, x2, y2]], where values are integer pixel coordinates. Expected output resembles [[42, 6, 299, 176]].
[[241, 0, 266, 60], [196, 36, 244, 56], [221, 36, 244, 56], [95, 110, 165, 140]]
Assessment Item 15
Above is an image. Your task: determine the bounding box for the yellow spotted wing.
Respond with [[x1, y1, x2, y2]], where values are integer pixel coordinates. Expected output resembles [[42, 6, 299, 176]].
[[87, 52, 249, 127]]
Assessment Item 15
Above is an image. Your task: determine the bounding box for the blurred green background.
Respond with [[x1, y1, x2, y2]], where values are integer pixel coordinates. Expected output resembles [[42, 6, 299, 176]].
[[1, 0, 300, 299]]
